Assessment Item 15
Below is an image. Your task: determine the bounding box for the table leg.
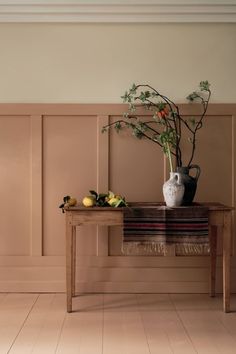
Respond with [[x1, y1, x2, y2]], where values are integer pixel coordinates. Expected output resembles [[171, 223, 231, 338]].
[[66, 217, 74, 313], [72, 226, 76, 297], [209, 225, 217, 297], [223, 211, 232, 313]]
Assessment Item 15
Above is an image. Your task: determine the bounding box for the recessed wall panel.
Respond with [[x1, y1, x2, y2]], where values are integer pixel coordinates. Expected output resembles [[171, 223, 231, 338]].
[[43, 115, 98, 256], [109, 116, 165, 202], [0, 116, 31, 255], [181, 115, 232, 205]]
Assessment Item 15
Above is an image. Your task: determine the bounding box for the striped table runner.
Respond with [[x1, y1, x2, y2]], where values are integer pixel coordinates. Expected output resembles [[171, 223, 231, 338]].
[[123, 204, 209, 255]]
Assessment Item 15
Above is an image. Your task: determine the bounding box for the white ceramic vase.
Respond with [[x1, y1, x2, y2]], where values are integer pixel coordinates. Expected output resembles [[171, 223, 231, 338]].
[[163, 172, 185, 207]]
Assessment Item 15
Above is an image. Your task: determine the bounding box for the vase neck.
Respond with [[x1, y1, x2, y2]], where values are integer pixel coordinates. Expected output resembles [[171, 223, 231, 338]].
[[170, 172, 183, 184], [176, 166, 189, 174], [177, 165, 201, 181]]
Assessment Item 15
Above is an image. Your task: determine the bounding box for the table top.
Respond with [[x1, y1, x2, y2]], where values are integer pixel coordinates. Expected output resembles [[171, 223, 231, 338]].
[[65, 202, 233, 212]]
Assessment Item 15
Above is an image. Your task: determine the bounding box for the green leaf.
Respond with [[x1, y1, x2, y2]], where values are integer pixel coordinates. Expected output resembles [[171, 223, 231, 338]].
[[136, 121, 147, 133], [199, 80, 210, 91], [151, 92, 158, 98], [186, 92, 199, 101], [139, 90, 151, 102], [63, 195, 71, 203], [89, 190, 98, 199], [129, 103, 136, 112], [130, 83, 137, 94], [114, 121, 122, 132], [96, 193, 109, 206], [132, 128, 144, 139], [101, 127, 107, 133], [98, 193, 108, 199], [121, 91, 129, 102]]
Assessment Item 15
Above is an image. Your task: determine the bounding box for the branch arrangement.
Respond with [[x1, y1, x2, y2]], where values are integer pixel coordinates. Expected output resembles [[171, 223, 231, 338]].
[[102, 81, 211, 171]]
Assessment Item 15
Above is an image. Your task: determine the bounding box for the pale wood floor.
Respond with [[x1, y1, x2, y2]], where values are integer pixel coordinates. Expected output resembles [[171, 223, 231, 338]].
[[1, 293, 236, 353]]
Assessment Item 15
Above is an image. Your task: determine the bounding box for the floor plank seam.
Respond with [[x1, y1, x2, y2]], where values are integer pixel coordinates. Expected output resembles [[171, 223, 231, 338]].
[[216, 307, 236, 347], [3, 293, 236, 354], [7, 293, 40, 354], [101, 294, 104, 354], [135, 294, 152, 354], [169, 294, 198, 354], [55, 309, 67, 353], [32, 293, 57, 352]]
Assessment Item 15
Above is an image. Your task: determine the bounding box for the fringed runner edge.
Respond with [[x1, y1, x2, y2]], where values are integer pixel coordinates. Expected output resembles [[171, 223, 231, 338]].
[[122, 205, 210, 256]]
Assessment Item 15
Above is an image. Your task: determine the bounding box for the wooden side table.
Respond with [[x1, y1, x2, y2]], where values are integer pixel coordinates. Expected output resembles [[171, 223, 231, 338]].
[[65, 203, 233, 313]]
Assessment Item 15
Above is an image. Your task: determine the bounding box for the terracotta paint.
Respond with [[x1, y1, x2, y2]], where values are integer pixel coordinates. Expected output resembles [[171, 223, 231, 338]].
[[0, 104, 235, 293]]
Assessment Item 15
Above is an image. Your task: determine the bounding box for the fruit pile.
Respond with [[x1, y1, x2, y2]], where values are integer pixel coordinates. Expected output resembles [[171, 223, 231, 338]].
[[83, 190, 127, 208], [59, 190, 127, 212]]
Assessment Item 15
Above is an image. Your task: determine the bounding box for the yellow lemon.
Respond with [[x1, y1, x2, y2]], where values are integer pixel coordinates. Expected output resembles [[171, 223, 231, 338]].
[[115, 194, 122, 199], [108, 197, 120, 207], [82, 196, 96, 207], [68, 197, 77, 206]]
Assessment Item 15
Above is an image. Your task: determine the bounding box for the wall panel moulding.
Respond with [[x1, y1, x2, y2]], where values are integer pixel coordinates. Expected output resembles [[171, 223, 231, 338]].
[[0, 1, 235, 23]]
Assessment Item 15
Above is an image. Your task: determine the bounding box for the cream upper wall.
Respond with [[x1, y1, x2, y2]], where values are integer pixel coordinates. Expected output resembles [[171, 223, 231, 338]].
[[0, 23, 235, 103]]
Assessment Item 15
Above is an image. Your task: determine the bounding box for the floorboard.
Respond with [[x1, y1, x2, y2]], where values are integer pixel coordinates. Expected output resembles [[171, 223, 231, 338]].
[[9, 294, 55, 354], [103, 294, 150, 354], [171, 294, 236, 354], [0, 293, 38, 353], [137, 294, 197, 354], [56, 294, 103, 354], [2, 293, 236, 354]]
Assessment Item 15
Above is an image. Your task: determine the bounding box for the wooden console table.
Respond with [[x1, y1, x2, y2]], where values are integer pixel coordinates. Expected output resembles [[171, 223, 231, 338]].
[[65, 203, 233, 313]]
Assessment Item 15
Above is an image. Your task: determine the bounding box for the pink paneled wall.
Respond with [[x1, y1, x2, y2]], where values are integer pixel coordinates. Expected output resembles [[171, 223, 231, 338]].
[[0, 104, 235, 293]]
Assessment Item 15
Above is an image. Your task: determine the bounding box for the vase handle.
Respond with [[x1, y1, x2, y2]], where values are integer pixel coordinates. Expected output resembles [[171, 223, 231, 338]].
[[189, 164, 201, 181]]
